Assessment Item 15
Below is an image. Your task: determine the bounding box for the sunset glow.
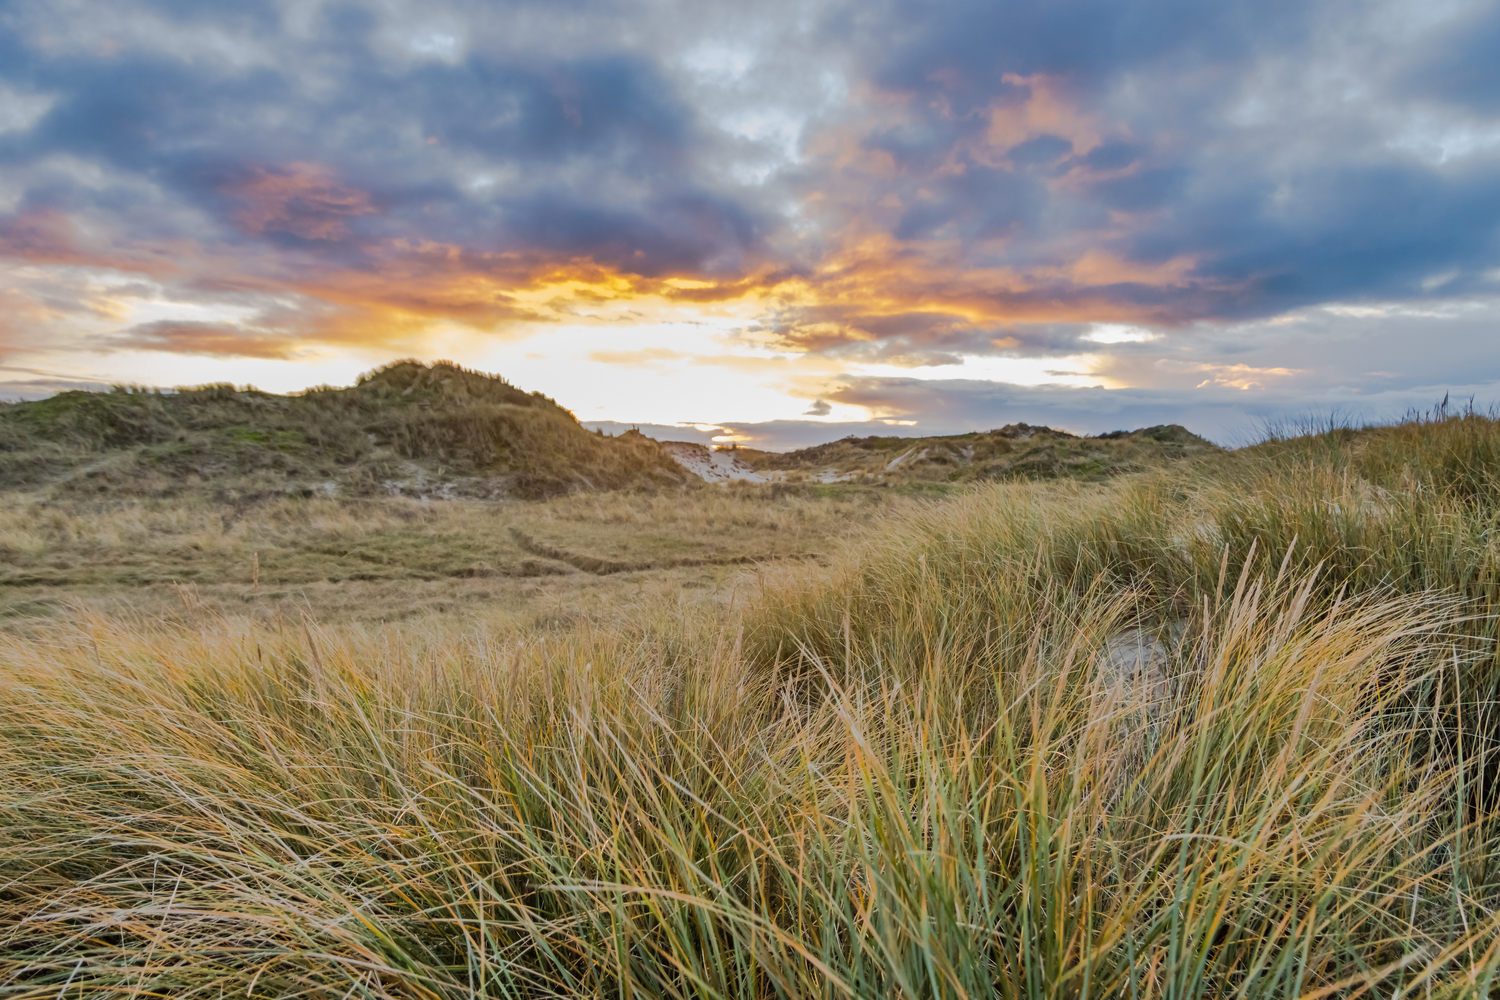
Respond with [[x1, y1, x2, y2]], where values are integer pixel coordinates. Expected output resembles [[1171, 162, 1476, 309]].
[[4, 0, 1500, 445]]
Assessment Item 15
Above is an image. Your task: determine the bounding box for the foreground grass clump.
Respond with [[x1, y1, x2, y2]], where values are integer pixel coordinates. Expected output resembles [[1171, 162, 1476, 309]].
[[5, 411, 1500, 996], [2, 581, 1500, 994]]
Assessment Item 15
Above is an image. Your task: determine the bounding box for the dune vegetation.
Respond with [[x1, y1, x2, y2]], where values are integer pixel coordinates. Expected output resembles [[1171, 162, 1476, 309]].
[[5, 407, 1500, 997], [0, 360, 686, 502], [732, 422, 1219, 486], [0, 484, 882, 628]]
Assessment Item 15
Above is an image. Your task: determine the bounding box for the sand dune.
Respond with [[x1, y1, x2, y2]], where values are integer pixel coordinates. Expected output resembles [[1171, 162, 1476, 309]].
[[660, 442, 767, 483]]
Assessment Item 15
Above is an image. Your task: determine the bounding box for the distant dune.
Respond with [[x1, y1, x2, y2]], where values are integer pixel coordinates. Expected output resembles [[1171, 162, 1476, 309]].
[[0, 359, 1225, 500], [665, 423, 1221, 486]]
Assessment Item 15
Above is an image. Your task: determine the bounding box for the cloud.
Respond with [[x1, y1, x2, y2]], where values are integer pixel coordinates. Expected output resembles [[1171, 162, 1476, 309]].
[[0, 209, 186, 278], [756, 373, 1495, 448], [785, 0, 1500, 329], [0, 374, 109, 401], [222, 163, 378, 243], [0, 0, 1498, 421], [586, 347, 690, 366], [1397, 4, 1500, 115], [803, 398, 831, 415], [113, 320, 304, 359], [582, 421, 725, 445], [0, 10, 776, 356]]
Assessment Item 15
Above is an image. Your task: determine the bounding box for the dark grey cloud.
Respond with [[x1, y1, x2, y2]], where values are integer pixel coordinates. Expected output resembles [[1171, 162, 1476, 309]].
[[856, 0, 1303, 98], [4, 0, 1496, 311], [0, 0, 771, 282], [1399, 3, 1500, 114], [803, 398, 831, 416]]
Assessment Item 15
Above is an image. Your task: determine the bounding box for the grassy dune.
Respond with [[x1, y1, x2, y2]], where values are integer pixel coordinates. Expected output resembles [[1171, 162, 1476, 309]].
[[0, 360, 685, 502], [5, 412, 1500, 997], [732, 423, 1219, 487]]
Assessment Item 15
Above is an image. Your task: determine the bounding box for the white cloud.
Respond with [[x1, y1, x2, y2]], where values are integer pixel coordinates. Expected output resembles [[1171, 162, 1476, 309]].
[[409, 31, 463, 64], [1083, 323, 1161, 344], [0, 87, 55, 135], [680, 41, 757, 83]]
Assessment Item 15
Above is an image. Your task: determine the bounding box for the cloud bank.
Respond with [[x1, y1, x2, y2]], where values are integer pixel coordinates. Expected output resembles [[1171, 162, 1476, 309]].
[[2, 0, 1499, 439]]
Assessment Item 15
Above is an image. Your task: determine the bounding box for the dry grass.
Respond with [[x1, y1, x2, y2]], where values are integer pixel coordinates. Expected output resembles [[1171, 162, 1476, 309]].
[[734, 424, 1220, 486], [0, 486, 881, 628], [4, 412, 1500, 996]]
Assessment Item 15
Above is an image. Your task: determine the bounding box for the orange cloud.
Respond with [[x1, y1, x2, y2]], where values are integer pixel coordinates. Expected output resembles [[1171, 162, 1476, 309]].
[[1184, 362, 1305, 391], [1086, 357, 1307, 392], [985, 73, 1106, 160], [586, 347, 687, 365], [1, 152, 1232, 369], [261, 225, 1221, 361], [0, 212, 1230, 368], [739, 225, 1228, 355], [1066, 249, 1198, 287], [223, 163, 377, 241], [114, 321, 306, 359]]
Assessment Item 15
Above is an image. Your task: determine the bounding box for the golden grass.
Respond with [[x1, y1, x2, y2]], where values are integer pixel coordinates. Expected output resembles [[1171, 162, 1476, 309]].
[[4, 413, 1500, 996], [0, 487, 879, 628]]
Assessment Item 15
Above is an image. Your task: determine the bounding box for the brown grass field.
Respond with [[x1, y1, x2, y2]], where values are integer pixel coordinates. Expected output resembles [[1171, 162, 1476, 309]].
[[0, 485, 892, 629]]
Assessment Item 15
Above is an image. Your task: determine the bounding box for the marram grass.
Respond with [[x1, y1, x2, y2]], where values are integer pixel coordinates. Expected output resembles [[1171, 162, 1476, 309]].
[[7, 414, 1500, 997], [3, 577, 1499, 997]]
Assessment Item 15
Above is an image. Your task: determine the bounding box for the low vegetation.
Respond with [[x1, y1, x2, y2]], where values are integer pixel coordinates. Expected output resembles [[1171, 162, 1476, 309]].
[[0, 360, 685, 501], [0, 486, 879, 626], [734, 422, 1219, 485], [5, 405, 1500, 997]]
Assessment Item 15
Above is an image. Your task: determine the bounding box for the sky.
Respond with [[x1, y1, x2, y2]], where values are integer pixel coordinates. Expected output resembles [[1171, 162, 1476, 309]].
[[2, 0, 1499, 448]]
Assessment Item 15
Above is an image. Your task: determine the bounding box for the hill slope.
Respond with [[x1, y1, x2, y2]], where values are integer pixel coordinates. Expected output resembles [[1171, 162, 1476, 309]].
[[0, 360, 686, 500], [728, 422, 1220, 484]]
